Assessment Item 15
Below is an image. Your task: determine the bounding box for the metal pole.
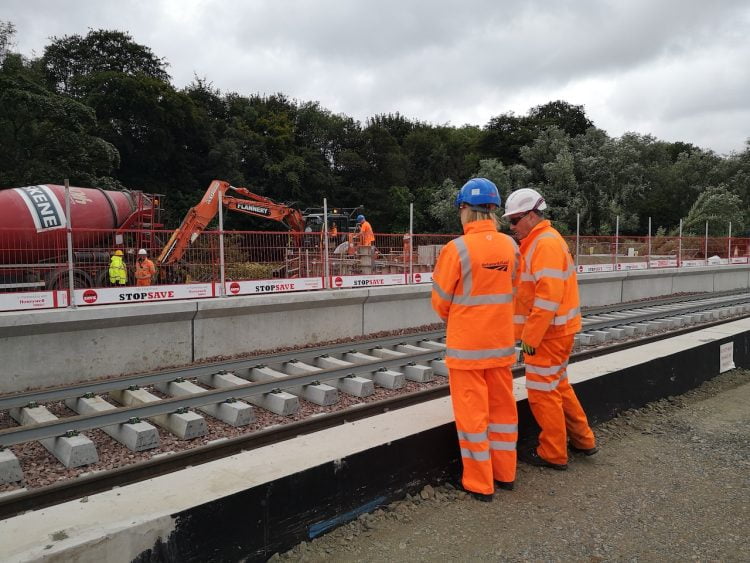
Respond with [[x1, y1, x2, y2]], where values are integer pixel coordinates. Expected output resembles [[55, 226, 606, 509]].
[[575, 213, 580, 269], [614, 215, 619, 268], [647, 217, 651, 269], [218, 188, 226, 296], [678, 219, 683, 267], [409, 203, 414, 282], [704, 221, 709, 261], [323, 199, 330, 287], [64, 179, 76, 308], [728, 221, 732, 262]]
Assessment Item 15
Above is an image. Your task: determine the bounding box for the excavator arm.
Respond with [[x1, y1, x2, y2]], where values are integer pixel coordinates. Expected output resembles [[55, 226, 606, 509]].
[[157, 180, 306, 266]]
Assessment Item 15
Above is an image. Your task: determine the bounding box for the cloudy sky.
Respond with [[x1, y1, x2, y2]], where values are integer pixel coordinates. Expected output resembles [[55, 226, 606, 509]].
[[4, 0, 750, 154]]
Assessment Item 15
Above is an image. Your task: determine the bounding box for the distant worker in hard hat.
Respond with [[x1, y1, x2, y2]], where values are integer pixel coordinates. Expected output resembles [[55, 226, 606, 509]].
[[431, 178, 521, 502], [108, 249, 127, 286], [504, 187, 597, 471], [134, 248, 156, 286], [356, 214, 375, 246]]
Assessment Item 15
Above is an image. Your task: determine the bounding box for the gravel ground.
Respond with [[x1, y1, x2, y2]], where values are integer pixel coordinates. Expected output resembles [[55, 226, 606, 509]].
[[272, 368, 750, 562]]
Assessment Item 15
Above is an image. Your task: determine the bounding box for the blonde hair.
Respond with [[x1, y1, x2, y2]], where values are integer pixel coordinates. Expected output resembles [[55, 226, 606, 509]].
[[460, 207, 499, 228]]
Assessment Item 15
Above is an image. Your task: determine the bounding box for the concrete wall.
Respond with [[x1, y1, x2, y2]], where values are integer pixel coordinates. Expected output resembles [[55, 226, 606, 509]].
[[1, 265, 747, 393]]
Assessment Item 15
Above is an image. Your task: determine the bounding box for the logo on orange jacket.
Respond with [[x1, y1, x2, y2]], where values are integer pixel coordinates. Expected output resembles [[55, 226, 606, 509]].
[[482, 261, 509, 271]]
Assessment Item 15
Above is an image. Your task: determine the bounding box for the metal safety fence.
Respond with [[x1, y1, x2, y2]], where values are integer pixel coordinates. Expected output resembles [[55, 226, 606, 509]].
[[0, 222, 748, 311]]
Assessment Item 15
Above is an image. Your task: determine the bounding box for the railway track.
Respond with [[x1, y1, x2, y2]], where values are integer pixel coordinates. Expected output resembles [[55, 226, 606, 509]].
[[0, 290, 748, 519]]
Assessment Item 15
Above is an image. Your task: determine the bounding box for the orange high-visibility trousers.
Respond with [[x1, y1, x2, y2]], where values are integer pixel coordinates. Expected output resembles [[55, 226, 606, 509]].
[[449, 366, 517, 494], [524, 334, 595, 465]]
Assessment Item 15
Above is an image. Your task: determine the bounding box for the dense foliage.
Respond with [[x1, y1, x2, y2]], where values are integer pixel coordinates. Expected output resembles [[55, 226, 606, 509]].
[[1, 24, 748, 235]]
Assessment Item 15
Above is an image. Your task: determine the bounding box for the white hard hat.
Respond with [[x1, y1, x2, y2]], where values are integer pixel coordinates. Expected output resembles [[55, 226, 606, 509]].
[[502, 188, 547, 217], [138, 248, 147, 255]]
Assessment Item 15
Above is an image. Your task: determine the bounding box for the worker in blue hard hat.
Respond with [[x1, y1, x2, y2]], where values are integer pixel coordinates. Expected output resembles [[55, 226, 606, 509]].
[[431, 177, 521, 501], [356, 214, 374, 246]]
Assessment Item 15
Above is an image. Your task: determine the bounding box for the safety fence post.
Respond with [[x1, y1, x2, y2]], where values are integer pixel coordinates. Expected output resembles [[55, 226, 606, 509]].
[[576, 213, 581, 270], [704, 221, 709, 261], [218, 188, 226, 296], [647, 217, 652, 269], [678, 219, 683, 267], [408, 203, 414, 283], [614, 215, 619, 269], [323, 199, 330, 288], [64, 179, 76, 309], [728, 221, 732, 262]]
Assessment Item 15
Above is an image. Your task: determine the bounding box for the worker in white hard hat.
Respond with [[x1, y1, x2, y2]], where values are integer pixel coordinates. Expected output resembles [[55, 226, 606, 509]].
[[504, 187, 597, 471], [134, 248, 156, 286]]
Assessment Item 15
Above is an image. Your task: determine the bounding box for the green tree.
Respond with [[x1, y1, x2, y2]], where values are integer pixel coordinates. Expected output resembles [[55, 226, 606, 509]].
[[682, 185, 745, 236]]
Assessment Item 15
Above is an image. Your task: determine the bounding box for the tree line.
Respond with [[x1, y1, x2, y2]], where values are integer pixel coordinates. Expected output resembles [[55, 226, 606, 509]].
[[1, 24, 748, 236]]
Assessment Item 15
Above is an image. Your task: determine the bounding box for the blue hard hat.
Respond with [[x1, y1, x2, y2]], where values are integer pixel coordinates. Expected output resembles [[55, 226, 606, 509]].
[[454, 178, 501, 209], [357, 214, 365, 223]]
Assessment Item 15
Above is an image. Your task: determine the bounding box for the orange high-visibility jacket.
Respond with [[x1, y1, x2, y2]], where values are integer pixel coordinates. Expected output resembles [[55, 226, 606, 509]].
[[514, 220, 581, 347], [432, 219, 521, 369], [135, 258, 156, 281], [359, 220, 375, 246]]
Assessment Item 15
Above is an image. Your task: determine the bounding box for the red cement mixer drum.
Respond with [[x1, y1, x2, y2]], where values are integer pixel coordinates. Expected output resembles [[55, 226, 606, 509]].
[[0, 184, 144, 263]]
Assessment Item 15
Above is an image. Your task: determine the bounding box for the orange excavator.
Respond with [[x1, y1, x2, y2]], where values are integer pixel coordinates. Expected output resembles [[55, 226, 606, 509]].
[[157, 179, 361, 272]]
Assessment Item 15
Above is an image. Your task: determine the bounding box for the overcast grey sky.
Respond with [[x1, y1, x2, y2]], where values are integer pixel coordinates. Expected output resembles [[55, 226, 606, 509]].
[[4, 0, 750, 154]]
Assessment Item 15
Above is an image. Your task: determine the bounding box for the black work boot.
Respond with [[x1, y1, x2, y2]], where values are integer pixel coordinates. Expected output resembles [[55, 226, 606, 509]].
[[569, 444, 599, 456], [494, 480, 515, 491], [519, 449, 568, 471], [469, 491, 494, 502]]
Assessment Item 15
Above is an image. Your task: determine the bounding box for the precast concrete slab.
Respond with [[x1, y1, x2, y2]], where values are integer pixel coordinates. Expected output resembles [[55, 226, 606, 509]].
[[578, 333, 597, 345], [109, 388, 207, 440], [672, 270, 713, 294], [193, 290, 369, 361], [622, 270, 673, 302], [577, 271, 625, 307], [618, 325, 636, 337], [362, 285, 439, 334], [3, 320, 746, 562], [368, 368, 405, 389], [0, 300, 196, 394], [429, 359, 449, 377], [369, 347, 407, 360], [0, 449, 23, 484], [335, 375, 375, 397], [590, 330, 611, 344], [606, 327, 627, 340], [713, 268, 750, 292], [417, 340, 446, 350], [64, 396, 159, 452], [9, 406, 98, 468]]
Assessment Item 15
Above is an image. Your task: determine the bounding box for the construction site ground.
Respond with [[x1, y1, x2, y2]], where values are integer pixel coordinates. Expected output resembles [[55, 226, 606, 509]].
[[272, 368, 749, 562]]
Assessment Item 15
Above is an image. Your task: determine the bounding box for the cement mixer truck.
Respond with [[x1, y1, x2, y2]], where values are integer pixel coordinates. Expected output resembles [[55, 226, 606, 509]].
[[0, 184, 164, 291]]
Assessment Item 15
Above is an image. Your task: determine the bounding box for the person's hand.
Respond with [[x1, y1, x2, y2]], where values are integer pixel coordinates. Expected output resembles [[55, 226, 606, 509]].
[[521, 341, 536, 356]]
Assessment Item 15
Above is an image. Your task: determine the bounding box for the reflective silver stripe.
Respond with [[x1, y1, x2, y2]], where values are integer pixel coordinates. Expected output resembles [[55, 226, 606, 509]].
[[560, 369, 568, 381], [457, 430, 487, 442], [534, 297, 560, 312], [446, 346, 517, 360], [452, 292, 513, 306], [520, 272, 535, 282], [461, 447, 491, 461], [552, 306, 580, 325], [526, 361, 568, 376], [454, 237, 473, 294], [526, 378, 561, 392], [513, 314, 527, 324], [490, 440, 517, 451], [488, 423, 518, 433], [522, 233, 557, 274], [432, 280, 454, 302], [534, 266, 574, 281]]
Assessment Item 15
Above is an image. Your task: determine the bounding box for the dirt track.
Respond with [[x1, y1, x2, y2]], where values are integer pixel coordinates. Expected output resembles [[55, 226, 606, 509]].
[[273, 368, 750, 562]]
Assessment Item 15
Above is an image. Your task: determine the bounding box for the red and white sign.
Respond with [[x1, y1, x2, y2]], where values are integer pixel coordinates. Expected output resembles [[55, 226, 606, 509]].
[[330, 274, 406, 288], [730, 256, 749, 264], [681, 259, 707, 267], [648, 259, 678, 268], [616, 262, 648, 271], [223, 277, 324, 295], [577, 264, 614, 273], [411, 272, 433, 284], [73, 283, 215, 306], [0, 290, 68, 311]]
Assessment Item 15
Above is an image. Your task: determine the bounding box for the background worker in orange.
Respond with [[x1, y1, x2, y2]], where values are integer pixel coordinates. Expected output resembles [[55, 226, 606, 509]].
[[134, 248, 156, 286], [431, 178, 521, 502], [356, 214, 375, 246], [504, 188, 597, 470]]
